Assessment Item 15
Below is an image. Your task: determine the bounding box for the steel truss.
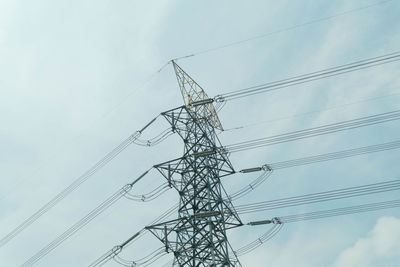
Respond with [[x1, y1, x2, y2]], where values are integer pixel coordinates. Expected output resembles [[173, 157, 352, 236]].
[[146, 62, 242, 266]]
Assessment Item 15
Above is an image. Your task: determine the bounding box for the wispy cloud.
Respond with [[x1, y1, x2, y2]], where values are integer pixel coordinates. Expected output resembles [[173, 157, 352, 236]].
[[334, 216, 400, 267]]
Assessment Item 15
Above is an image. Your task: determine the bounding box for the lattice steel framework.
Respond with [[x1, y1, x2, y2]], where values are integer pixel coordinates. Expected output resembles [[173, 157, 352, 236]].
[[146, 61, 242, 266]]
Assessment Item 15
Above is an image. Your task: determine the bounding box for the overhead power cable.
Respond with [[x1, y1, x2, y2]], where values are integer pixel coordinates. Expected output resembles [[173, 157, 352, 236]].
[[108, 138, 400, 256], [88, 139, 400, 265], [90, 138, 400, 263], [222, 91, 400, 132], [215, 51, 400, 102], [228, 137, 400, 205], [111, 203, 181, 257], [134, 128, 174, 147], [234, 223, 284, 256], [89, 229, 148, 267], [102, 61, 170, 119], [236, 179, 400, 214], [172, 0, 394, 61], [123, 183, 171, 202], [244, 198, 400, 231], [267, 139, 400, 169], [90, 170, 275, 267], [228, 138, 400, 202], [20, 169, 152, 267], [114, 171, 276, 251], [241, 198, 400, 256], [225, 109, 400, 153], [99, 198, 400, 266], [229, 168, 273, 201], [274, 199, 400, 223], [112, 247, 166, 267], [88, 203, 180, 266], [230, 138, 400, 201], [0, 116, 160, 249]]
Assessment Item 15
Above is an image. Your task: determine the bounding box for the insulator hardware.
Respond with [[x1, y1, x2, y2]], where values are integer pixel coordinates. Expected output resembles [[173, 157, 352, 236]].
[[214, 95, 225, 103], [247, 220, 272, 226], [191, 98, 214, 107], [271, 217, 283, 224], [119, 230, 142, 248], [262, 164, 272, 171], [122, 184, 132, 193], [192, 150, 217, 158], [247, 217, 282, 226], [239, 164, 272, 173], [239, 167, 263, 173], [139, 117, 157, 133]]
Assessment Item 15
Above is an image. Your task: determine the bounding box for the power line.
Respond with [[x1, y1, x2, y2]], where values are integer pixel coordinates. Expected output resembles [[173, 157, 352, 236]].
[[230, 197, 400, 259], [222, 91, 400, 132], [267, 139, 400, 169], [226, 109, 400, 153], [101, 62, 170, 119], [90, 245, 167, 267], [112, 247, 166, 267], [93, 196, 400, 266], [279, 198, 400, 223], [229, 168, 273, 201], [55, 51, 399, 266], [240, 198, 400, 256], [236, 179, 400, 214], [88, 207, 177, 267], [87, 137, 400, 266], [133, 128, 174, 147], [234, 223, 284, 256], [0, 116, 159, 249], [88, 230, 143, 267], [104, 138, 400, 260], [172, 0, 394, 61], [215, 51, 400, 102], [20, 169, 151, 267], [230, 139, 400, 200]]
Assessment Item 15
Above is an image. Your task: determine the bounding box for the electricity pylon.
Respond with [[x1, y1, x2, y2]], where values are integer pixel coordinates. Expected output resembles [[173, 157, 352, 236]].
[[146, 61, 243, 266]]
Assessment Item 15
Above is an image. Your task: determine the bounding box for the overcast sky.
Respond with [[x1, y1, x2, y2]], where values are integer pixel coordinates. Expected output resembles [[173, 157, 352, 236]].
[[1, 0, 400, 266]]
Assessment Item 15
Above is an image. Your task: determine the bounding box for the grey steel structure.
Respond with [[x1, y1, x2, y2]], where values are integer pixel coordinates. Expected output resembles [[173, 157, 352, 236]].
[[147, 61, 243, 266]]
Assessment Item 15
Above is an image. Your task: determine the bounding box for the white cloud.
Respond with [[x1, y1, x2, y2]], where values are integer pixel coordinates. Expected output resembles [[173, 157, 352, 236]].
[[333, 216, 400, 267]]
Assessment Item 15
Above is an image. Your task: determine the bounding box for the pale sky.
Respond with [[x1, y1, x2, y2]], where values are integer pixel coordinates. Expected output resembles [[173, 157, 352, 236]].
[[1, 0, 400, 266]]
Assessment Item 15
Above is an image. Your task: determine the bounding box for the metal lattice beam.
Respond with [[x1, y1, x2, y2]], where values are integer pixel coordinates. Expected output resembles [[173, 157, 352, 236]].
[[147, 62, 242, 266], [172, 60, 224, 131]]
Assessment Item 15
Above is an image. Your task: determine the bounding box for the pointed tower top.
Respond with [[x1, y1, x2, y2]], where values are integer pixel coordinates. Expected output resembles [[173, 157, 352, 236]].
[[172, 60, 224, 131]]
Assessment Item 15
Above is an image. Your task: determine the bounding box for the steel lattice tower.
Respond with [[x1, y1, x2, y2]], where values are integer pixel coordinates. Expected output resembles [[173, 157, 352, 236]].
[[147, 61, 243, 266]]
